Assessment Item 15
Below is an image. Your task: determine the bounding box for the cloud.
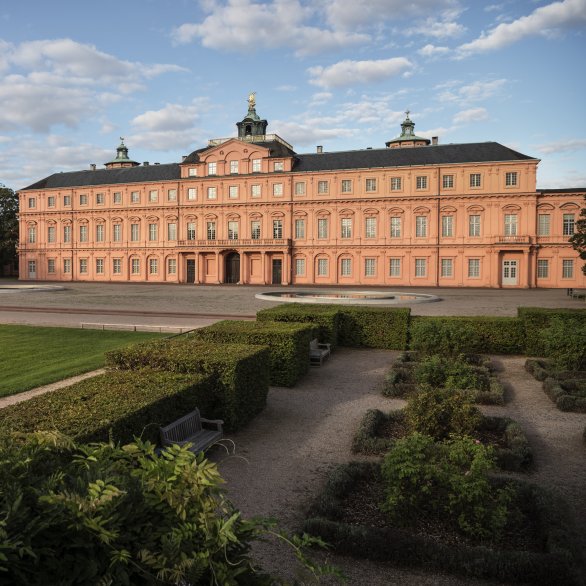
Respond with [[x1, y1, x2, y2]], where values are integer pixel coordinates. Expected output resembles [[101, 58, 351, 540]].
[[418, 44, 450, 57], [437, 79, 507, 104], [276, 84, 297, 92], [310, 92, 333, 105], [270, 120, 356, 147], [405, 17, 466, 39], [535, 138, 586, 154], [308, 57, 412, 88], [459, 0, 586, 54], [452, 107, 489, 124]]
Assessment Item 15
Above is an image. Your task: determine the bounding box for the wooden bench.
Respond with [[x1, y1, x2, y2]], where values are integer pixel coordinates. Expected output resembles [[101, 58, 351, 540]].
[[160, 409, 224, 453], [309, 338, 331, 367]]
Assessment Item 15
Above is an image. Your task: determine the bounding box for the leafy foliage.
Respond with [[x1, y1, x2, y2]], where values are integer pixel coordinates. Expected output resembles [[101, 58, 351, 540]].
[[540, 316, 586, 371], [414, 354, 489, 392], [0, 185, 18, 276]]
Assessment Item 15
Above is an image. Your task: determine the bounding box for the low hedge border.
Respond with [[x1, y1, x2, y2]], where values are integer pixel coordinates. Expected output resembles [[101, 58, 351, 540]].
[[106, 339, 270, 430], [352, 410, 532, 471], [0, 370, 215, 445], [304, 462, 581, 586]]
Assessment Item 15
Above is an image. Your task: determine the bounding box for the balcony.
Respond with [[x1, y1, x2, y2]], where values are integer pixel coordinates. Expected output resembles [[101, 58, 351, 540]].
[[177, 238, 291, 248], [493, 235, 532, 245]]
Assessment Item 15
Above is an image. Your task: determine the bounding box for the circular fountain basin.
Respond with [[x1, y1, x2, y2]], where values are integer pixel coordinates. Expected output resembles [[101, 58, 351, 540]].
[[255, 290, 439, 305]]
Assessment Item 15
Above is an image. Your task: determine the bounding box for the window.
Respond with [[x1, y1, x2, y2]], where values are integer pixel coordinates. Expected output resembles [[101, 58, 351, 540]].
[[63, 225, 71, 243], [416, 176, 427, 190], [468, 258, 480, 278], [562, 259, 574, 279], [131, 258, 140, 274], [96, 258, 104, 274], [294, 182, 306, 196], [187, 222, 196, 240], [341, 180, 352, 193], [415, 216, 427, 237], [274, 161, 284, 171], [96, 193, 105, 205], [443, 175, 454, 189], [317, 180, 328, 194], [469, 215, 481, 237], [415, 258, 427, 277], [228, 185, 239, 199], [365, 258, 376, 277], [188, 168, 197, 177], [149, 258, 158, 275], [47, 226, 56, 243], [113, 192, 122, 204], [113, 224, 121, 242], [505, 172, 518, 187], [365, 217, 376, 238], [168, 258, 177, 275], [131, 191, 140, 203], [47, 259, 55, 273], [390, 217, 401, 238], [317, 258, 328, 276], [228, 221, 239, 240], [537, 259, 549, 279], [441, 216, 453, 237], [441, 258, 453, 278], [187, 188, 197, 201], [131, 223, 140, 242], [28, 197, 36, 209], [251, 221, 261, 240], [48, 196, 55, 208], [317, 218, 328, 239], [563, 213, 575, 236], [230, 160, 239, 174], [272, 183, 283, 197], [295, 258, 305, 276], [28, 225, 36, 243], [79, 259, 88, 274], [341, 218, 352, 238], [96, 224, 105, 242], [207, 221, 216, 240], [63, 258, 71, 274], [63, 195, 71, 206], [504, 214, 517, 236], [167, 222, 177, 241], [273, 219, 283, 239], [79, 194, 88, 205], [390, 177, 402, 191], [207, 187, 217, 200], [28, 260, 36, 277], [79, 225, 88, 242], [113, 258, 121, 274], [251, 184, 261, 198], [365, 178, 376, 192], [341, 258, 352, 276], [538, 214, 550, 236], [168, 189, 177, 201], [148, 223, 158, 241], [470, 173, 482, 188], [389, 258, 401, 277], [295, 219, 305, 239], [252, 158, 261, 173], [208, 161, 217, 175]]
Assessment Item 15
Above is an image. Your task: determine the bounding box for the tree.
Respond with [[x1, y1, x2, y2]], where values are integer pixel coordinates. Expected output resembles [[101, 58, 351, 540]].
[[569, 194, 586, 276], [0, 184, 18, 276]]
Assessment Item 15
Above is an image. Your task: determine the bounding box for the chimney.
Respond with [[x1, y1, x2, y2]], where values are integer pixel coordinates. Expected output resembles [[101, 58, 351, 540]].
[[182, 155, 187, 162], [90, 163, 96, 170], [143, 161, 149, 166], [154, 162, 160, 165], [316, 145, 323, 154], [432, 136, 439, 145]]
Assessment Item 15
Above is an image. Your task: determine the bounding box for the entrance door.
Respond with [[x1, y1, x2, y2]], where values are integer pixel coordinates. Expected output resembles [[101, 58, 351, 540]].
[[225, 252, 240, 284], [272, 259, 282, 284], [502, 260, 518, 286], [186, 259, 196, 284]]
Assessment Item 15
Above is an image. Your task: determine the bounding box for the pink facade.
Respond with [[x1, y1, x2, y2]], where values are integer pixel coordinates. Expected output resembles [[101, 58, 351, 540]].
[[18, 108, 586, 289]]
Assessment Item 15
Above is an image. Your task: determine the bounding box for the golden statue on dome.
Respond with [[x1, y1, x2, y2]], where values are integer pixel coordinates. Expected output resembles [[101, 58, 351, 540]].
[[248, 92, 256, 109]]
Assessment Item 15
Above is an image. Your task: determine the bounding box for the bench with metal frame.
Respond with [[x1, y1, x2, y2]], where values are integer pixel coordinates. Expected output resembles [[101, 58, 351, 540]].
[[160, 408, 223, 453]]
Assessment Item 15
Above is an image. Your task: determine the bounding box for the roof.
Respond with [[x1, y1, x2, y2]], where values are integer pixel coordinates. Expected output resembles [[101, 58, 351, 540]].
[[182, 139, 296, 165], [539, 188, 586, 194]]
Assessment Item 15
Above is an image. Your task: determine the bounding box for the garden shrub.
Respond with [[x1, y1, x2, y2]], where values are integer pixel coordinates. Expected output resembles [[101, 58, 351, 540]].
[[414, 354, 488, 391], [479, 416, 533, 471], [525, 358, 549, 381], [540, 316, 586, 371], [190, 320, 315, 387], [0, 370, 215, 445], [351, 409, 406, 455], [106, 339, 270, 430], [337, 307, 410, 349]]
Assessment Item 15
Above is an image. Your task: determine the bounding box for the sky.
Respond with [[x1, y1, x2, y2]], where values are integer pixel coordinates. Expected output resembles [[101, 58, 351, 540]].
[[1, 0, 585, 190]]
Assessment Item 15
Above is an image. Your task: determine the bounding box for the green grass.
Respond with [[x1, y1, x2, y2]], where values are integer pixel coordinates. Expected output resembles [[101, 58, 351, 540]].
[[0, 325, 165, 397]]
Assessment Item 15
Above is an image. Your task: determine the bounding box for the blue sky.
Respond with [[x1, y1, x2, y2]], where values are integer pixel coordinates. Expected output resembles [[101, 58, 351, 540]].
[[1, 0, 585, 190]]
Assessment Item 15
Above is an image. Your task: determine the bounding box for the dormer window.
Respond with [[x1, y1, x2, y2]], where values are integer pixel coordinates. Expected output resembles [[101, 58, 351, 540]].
[[252, 159, 261, 173], [188, 168, 197, 177], [230, 161, 239, 174], [274, 161, 284, 172], [208, 162, 217, 176]]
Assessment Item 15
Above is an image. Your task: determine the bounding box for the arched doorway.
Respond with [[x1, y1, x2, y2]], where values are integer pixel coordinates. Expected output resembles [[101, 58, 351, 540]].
[[224, 252, 240, 284]]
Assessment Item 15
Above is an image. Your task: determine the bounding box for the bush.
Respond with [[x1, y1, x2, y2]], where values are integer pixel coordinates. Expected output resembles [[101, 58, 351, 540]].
[[479, 416, 533, 471], [351, 409, 406, 455], [106, 339, 270, 430], [337, 307, 410, 349], [0, 370, 215, 445], [414, 354, 488, 391], [540, 317, 586, 371], [190, 320, 315, 387], [525, 358, 549, 381]]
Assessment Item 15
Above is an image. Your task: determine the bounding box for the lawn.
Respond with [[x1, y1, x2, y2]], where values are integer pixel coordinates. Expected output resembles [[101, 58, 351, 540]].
[[0, 325, 165, 397]]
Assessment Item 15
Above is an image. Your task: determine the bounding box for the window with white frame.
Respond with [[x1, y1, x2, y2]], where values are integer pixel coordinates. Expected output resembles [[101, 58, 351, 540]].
[[148, 223, 158, 241], [274, 161, 284, 171], [113, 192, 122, 204], [79, 194, 88, 205], [469, 215, 481, 237], [113, 258, 121, 274], [295, 258, 305, 276], [28, 260, 36, 277], [167, 188, 177, 201], [251, 220, 261, 239], [295, 218, 305, 239], [48, 196, 55, 208], [415, 216, 427, 237], [167, 222, 177, 241], [96, 258, 104, 274], [470, 173, 482, 188], [131, 258, 140, 274], [390, 217, 401, 238], [441, 216, 453, 237], [96, 224, 105, 242], [562, 259, 574, 279], [317, 258, 328, 276], [341, 258, 352, 276], [341, 218, 352, 238], [79, 259, 88, 274], [187, 222, 196, 240], [47, 259, 55, 273], [228, 221, 239, 240], [207, 187, 217, 200], [365, 217, 376, 238], [79, 225, 88, 242], [28, 197, 36, 209], [504, 214, 518, 236], [130, 223, 139, 241], [390, 177, 402, 191], [251, 184, 261, 198], [294, 182, 306, 196], [443, 175, 454, 189], [317, 218, 328, 239], [96, 193, 105, 205], [207, 221, 216, 240], [365, 178, 376, 192], [63, 258, 71, 273], [187, 188, 197, 201], [149, 258, 158, 274], [229, 185, 239, 199], [415, 258, 426, 277], [273, 183, 283, 196], [63, 225, 71, 243], [537, 259, 549, 279], [416, 176, 427, 190], [538, 214, 550, 236], [341, 179, 352, 193], [563, 213, 575, 236], [47, 226, 56, 243], [130, 191, 140, 203], [252, 158, 261, 172], [208, 161, 217, 175], [317, 180, 328, 194], [468, 258, 480, 278], [273, 219, 283, 239], [168, 258, 177, 274], [113, 224, 121, 242], [148, 190, 158, 203], [63, 195, 71, 206], [505, 172, 518, 187], [188, 168, 197, 177], [441, 258, 453, 278], [230, 160, 239, 174], [365, 258, 376, 277], [389, 258, 401, 277], [28, 225, 36, 243]]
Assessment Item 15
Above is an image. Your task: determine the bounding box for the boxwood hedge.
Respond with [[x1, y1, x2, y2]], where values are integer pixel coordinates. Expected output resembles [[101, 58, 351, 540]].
[[0, 370, 215, 445], [106, 339, 270, 430]]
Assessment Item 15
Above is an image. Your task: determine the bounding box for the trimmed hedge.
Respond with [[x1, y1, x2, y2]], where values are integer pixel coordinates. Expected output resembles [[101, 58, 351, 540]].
[[190, 320, 315, 387], [106, 339, 270, 430], [0, 370, 215, 445], [304, 462, 581, 586]]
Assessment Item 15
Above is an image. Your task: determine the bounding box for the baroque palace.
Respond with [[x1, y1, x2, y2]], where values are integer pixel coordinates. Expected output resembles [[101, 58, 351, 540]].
[[18, 95, 586, 288]]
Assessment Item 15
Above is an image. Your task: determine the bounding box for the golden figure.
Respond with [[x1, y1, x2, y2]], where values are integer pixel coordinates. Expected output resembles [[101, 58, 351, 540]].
[[248, 92, 256, 109]]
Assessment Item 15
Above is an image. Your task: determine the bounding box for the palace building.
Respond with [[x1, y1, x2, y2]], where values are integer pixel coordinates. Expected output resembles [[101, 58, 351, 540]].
[[18, 96, 586, 289]]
